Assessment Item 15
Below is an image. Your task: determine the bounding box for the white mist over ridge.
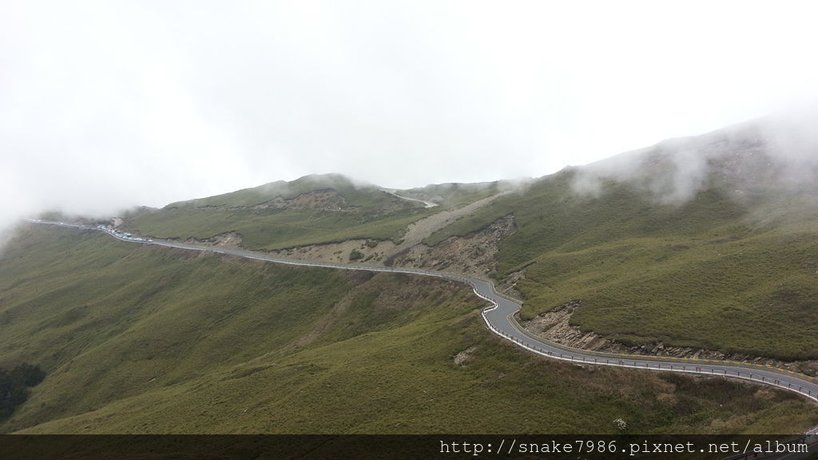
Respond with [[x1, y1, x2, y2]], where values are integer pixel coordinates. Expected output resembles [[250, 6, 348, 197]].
[[3, 1, 818, 240], [571, 107, 818, 204]]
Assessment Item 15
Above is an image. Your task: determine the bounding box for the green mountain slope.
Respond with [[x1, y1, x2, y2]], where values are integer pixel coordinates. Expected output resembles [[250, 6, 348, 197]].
[[423, 124, 818, 360], [95, 121, 818, 362], [2, 226, 815, 433], [397, 180, 509, 209], [122, 174, 438, 250]]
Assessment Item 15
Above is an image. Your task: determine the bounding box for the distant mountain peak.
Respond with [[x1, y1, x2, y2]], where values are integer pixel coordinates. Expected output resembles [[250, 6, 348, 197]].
[[571, 115, 818, 205], [162, 172, 421, 213]]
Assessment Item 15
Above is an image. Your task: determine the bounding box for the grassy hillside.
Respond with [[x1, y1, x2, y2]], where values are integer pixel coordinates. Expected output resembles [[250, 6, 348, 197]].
[[1, 226, 815, 433], [399, 180, 508, 210], [122, 174, 438, 250], [423, 136, 818, 360], [169, 174, 401, 209]]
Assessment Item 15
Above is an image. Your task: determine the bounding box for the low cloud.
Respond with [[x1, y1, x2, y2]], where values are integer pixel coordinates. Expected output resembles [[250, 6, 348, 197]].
[[571, 107, 818, 205], [3, 2, 818, 250]]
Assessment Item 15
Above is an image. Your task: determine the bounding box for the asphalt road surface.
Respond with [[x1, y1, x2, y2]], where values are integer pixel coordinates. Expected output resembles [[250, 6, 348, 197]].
[[26, 220, 818, 406]]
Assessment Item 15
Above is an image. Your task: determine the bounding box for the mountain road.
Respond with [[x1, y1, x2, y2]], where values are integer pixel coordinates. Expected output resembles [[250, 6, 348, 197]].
[[25, 219, 818, 406]]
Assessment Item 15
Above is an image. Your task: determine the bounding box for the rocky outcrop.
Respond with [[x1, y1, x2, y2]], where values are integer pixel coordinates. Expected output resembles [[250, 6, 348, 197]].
[[264, 200, 516, 276], [454, 346, 478, 367], [387, 214, 516, 277], [185, 232, 243, 248]]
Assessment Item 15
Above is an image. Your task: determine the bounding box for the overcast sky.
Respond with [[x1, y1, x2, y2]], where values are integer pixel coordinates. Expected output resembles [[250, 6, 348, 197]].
[[2, 0, 818, 226]]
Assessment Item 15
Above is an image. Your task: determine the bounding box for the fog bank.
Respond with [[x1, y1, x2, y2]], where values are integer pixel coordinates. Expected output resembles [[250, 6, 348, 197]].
[[3, 1, 818, 238], [571, 107, 818, 204]]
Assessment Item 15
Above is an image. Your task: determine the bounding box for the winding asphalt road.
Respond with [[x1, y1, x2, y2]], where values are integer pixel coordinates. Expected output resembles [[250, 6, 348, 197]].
[[25, 219, 818, 405]]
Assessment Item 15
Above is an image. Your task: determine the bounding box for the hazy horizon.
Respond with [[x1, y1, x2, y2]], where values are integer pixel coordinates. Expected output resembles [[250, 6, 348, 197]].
[[3, 1, 818, 229]]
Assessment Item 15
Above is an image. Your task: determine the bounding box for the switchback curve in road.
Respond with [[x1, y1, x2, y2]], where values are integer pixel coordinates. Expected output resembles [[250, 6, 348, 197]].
[[24, 220, 818, 405]]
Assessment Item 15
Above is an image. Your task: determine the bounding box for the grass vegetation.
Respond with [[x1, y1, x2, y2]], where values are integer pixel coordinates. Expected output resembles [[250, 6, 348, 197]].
[[2, 226, 815, 433], [169, 173, 401, 208], [400, 181, 507, 210], [127, 206, 431, 250], [123, 174, 438, 250], [424, 170, 818, 360]]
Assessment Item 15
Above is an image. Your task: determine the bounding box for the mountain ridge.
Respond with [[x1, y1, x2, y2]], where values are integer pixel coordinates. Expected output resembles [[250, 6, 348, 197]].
[[5, 116, 818, 434]]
